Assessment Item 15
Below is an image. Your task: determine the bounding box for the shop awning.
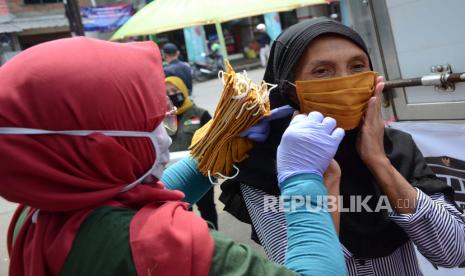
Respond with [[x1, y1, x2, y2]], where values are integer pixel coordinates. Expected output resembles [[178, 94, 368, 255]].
[[0, 14, 68, 34], [111, 0, 327, 40]]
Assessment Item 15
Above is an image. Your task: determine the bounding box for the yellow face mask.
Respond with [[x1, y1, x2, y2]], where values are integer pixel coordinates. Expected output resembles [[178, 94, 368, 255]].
[[295, 71, 377, 130]]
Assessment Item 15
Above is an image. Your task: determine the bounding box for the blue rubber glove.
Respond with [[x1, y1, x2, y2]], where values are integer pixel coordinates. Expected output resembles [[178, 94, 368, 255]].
[[277, 111, 345, 185], [240, 105, 295, 142]]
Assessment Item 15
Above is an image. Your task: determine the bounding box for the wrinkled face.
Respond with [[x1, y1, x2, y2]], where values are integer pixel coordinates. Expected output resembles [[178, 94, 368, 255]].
[[295, 35, 370, 81], [287, 35, 370, 107]]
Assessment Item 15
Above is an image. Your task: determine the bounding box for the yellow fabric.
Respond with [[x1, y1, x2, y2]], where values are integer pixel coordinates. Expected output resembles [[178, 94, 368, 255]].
[[166, 76, 193, 114], [190, 60, 270, 177], [296, 71, 377, 130]]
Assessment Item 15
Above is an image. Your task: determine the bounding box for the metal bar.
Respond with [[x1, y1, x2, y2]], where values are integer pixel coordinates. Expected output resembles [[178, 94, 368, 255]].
[[63, 0, 84, 36], [384, 77, 422, 89], [384, 72, 465, 90], [448, 73, 465, 82], [214, 22, 228, 61]]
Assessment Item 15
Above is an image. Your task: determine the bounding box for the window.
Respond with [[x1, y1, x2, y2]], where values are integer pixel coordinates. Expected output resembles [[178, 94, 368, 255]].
[[24, 0, 63, 4]]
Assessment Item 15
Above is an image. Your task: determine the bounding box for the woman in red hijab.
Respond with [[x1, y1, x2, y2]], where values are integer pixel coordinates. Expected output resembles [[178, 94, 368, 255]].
[[0, 37, 345, 276]]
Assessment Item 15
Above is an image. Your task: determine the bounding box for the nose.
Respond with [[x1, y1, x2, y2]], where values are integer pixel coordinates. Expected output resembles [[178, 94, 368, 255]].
[[335, 67, 352, 78]]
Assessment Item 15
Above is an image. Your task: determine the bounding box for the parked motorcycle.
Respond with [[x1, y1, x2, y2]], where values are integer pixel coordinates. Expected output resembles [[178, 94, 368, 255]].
[[192, 52, 224, 82]]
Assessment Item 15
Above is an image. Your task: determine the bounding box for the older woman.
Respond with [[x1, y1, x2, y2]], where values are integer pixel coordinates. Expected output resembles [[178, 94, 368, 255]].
[[220, 18, 465, 274], [0, 37, 345, 275]]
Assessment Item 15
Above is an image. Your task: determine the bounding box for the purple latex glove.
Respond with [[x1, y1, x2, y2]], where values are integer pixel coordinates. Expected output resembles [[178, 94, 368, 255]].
[[277, 111, 345, 184], [240, 105, 295, 142]]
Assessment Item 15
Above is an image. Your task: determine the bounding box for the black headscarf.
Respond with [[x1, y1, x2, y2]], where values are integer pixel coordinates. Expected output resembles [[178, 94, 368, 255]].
[[220, 17, 457, 259]]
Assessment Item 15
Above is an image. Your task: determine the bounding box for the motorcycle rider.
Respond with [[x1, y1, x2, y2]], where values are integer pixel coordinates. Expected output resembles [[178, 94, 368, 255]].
[[192, 42, 224, 82]]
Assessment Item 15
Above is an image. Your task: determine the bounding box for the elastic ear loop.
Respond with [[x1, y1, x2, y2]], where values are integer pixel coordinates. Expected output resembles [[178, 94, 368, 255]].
[[218, 70, 225, 85], [0, 127, 160, 193], [207, 165, 240, 185], [233, 72, 259, 118], [285, 80, 297, 88], [235, 81, 278, 119], [0, 127, 164, 223], [218, 70, 232, 86], [231, 73, 250, 100]]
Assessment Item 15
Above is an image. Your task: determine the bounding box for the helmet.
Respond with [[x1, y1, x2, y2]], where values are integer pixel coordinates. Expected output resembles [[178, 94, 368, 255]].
[[256, 23, 266, 32], [210, 42, 220, 53]]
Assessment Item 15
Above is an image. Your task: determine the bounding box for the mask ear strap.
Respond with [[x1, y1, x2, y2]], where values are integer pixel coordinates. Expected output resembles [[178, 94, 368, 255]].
[[285, 80, 296, 88], [135, 123, 167, 185], [218, 70, 227, 85], [207, 165, 240, 184], [0, 127, 161, 193]]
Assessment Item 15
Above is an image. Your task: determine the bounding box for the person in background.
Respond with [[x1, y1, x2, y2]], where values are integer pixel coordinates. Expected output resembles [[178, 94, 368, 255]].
[[0, 37, 346, 276], [162, 42, 193, 95], [166, 75, 218, 229], [256, 23, 271, 68]]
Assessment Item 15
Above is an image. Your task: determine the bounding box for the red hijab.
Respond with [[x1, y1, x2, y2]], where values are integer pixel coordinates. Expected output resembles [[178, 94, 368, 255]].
[[0, 37, 213, 276]]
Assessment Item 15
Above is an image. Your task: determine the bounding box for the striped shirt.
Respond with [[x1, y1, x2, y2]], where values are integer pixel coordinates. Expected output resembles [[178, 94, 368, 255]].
[[241, 184, 465, 275]]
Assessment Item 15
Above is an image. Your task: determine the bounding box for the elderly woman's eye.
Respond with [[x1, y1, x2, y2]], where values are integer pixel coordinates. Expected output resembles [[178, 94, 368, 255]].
[[313, 67, 331, 77], [352, 63, 367, 72]]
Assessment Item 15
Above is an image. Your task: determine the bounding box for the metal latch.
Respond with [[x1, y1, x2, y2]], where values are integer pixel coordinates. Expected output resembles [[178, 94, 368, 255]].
[[429, 64, 455, 92], [384, 64, 464, 92]]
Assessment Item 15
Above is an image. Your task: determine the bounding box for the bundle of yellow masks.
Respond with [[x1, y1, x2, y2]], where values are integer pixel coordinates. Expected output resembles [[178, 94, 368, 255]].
[[190, 61, 271, 178]]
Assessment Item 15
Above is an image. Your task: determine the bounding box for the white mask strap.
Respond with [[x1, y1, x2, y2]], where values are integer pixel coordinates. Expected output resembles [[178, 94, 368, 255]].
[[286, 80, 297, 88], [207, 165, 240, 185], [0, 125, 165, 193]]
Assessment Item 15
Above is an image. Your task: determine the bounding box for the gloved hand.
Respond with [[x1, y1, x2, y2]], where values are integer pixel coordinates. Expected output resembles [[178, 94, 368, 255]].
[[277, 111, 345, 185], [240, 105, 295, 142]]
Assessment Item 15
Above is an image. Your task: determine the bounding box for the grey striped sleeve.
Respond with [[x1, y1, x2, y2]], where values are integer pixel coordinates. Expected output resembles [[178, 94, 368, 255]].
[[389, 189, 465, 267]]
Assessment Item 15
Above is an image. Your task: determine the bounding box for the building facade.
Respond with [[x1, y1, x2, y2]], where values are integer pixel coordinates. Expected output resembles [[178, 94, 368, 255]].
[[0, 0, 91, 64]]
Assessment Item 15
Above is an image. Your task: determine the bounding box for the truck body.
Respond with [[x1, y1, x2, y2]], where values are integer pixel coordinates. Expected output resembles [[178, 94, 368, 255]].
[[344, 1, 465, 274]]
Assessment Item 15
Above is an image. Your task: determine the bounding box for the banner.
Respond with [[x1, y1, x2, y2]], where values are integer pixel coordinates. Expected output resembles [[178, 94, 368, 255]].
[[389, 122, 465, 275], [183, 26, 208, 63], [264, 12, 282, 40], [81, 4, 133, 32]]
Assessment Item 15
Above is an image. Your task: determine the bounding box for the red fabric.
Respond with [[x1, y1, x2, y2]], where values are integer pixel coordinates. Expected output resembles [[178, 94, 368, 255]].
[[0, 37, 213, 276]]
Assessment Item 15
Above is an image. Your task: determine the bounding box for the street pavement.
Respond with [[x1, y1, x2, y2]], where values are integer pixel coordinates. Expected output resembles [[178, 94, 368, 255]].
[[0, 67, 267, 275]]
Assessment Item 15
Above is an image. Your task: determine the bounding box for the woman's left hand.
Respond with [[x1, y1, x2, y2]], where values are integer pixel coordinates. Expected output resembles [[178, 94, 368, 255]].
[[356, 76, 418, 213], [356, 76, 386, 168]]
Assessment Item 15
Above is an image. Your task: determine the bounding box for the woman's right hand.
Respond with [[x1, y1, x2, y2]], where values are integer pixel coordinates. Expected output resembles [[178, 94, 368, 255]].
[[324, 159, 341, 233], [324, 159, 341, 192]]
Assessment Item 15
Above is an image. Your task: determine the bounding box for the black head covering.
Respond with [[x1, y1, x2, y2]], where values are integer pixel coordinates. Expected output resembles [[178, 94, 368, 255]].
[[220, 17, 457, 259]]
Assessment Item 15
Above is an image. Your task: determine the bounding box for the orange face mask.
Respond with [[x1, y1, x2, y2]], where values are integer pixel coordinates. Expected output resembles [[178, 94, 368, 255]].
[[295, 71, 377, 130]]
